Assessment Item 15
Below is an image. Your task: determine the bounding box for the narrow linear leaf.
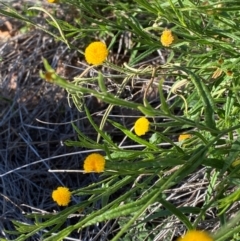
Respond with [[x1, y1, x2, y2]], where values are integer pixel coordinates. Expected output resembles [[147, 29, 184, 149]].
[[80, 189, 160, 229], [98, 71, 107, 92], [84, 105, 118, 147], [221, 137, 240, 175], [109, 120, 158, 150], [159, 78, 171, 114], [112, 189, 161, 241], [177, 67, 217, 130], [159, 197, 193, 229]]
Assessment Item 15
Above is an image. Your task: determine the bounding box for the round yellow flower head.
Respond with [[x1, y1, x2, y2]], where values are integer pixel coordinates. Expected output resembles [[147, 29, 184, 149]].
[[134, 117, 150, 136], [178, 134, 191, 142], [84, 41, 108, 65], [177, 230, 214, 241], [52, 187, 71, 206], [83, 153, 105, 173], [160, 29, 175, 47]]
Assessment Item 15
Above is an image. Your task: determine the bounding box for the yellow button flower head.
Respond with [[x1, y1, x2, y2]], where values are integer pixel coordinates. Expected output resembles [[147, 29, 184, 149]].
[[160, 29, 175, 47], [84, 41, 108, 65], [52, 187, 71, 206], [134, 117, 150, 136], [83, 153, 105, 173], [178, 133, 191, 142], [177, 230, 214, 241]]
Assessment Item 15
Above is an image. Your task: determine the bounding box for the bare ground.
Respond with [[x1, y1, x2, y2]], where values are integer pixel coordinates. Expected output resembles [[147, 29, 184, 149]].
[[0, 4, 97, 238]]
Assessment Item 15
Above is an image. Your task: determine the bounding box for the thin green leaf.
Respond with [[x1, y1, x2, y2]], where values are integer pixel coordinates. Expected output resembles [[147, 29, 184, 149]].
[[159, 78, 170, 114], [159, 197, 193, 230], [177, 67, 217, 130], [109, 120, 159, 150]]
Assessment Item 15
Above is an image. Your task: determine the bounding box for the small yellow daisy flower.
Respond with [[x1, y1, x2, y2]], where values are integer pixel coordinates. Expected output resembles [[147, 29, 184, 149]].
[[177, 230, 214, 241], [52, 187, 71, 206], [83, 153, 105, 173], [134, 117, 150, 136], [160, 29, 176, 47], [84, 41, 108, 65], [178, 133, 191, 142]]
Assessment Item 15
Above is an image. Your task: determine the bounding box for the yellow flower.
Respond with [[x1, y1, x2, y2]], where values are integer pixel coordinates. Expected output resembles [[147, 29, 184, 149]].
[[52, 187, 71, 206], [177, 230, 214, 241], [84, 41, 108, 65], [178, 133, 191, 142], [47, 0, 59, 3], [83, 153, 105, 173], [134, 117, 150, 136], [160, 29, 175, 47]]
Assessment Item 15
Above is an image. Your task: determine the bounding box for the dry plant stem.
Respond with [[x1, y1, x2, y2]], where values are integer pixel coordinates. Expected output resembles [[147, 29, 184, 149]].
[[164, 165, 183, 176], [36, 110, 103, 125], [97, 75, 132, 143], [29, 6, 70, 49], [72, 65, 95, 80], [49, 170, 86, 173], [143, 66, 156, 107]]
